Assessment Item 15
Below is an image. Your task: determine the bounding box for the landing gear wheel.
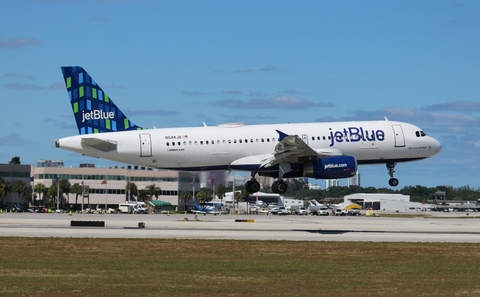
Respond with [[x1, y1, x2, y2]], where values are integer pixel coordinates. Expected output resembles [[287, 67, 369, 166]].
[[389, 178, 399, 187], [386, 162, 399, 187], [245, 180, 260, 193], [271, 180, 287, 194]]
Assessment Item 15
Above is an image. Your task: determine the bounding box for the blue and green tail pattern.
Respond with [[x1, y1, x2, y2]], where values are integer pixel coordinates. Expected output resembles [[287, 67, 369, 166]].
[[61, 66, 144, 135]]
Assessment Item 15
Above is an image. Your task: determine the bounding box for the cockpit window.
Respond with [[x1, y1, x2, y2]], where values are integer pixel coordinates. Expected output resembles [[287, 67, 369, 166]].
[[416, 131, 427, 137]]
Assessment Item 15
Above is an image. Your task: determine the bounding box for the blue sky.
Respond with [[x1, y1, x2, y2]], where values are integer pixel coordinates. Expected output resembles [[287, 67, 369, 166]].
[[1, 0, 479, 189]]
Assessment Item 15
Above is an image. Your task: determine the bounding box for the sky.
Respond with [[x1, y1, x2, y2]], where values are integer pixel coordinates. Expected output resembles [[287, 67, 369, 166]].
[[0, 0, 479, 189]]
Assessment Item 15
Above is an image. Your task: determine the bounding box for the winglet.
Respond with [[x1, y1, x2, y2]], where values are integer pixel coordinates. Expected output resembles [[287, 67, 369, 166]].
[[61, 66, 144, 135], [276, 130, 288, 141]]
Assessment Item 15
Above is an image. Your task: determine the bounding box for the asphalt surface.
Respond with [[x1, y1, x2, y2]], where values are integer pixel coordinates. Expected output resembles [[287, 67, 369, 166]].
[[0, 212, 479, 242]]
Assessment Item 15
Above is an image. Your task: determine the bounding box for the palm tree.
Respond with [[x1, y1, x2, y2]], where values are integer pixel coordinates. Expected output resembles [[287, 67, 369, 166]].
[[70, 183, 83, 205], [196, 187, 213, 206], [47, 184, 58, 208], [24, 187, 33, 207], [216, 184, 226, 206], [126, 182, 138, 201], [137, 189, 149, 202], [180, 190, 192, 211], [34, 183, 47, 206], [0, 178, 11, 208], [234, 191, 242, 212], [59, 179, 71, 207], [11, 180, 27, 205], [145, 184, 161, 201]]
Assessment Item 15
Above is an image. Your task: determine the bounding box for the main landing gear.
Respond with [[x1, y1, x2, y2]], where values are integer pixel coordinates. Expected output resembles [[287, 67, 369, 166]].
[[271, 179, 287, 194], [244, 173, 288, 194], [245, 179, 260, 193], [387, 162, 399, 187]]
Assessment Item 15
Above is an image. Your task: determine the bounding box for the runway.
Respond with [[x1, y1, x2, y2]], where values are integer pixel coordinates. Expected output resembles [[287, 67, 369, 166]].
[[1, 212, 479, 242]]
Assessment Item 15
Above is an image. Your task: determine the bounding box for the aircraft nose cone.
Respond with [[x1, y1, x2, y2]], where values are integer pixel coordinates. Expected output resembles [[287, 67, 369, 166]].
[[430, 138, 442, 155]]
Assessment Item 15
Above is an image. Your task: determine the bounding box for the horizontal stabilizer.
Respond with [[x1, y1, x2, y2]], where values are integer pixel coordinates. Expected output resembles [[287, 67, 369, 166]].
[[81, 138, 117, 152]]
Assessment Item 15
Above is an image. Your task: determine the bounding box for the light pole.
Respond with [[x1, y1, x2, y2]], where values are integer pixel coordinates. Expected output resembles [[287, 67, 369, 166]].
[[57, 166, 60, 210], [81, 166, 84, 211], [104, 166, 108, 210]]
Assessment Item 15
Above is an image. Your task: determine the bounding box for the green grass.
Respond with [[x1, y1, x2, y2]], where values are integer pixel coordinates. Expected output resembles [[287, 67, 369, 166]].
[[1, 238, 480, 297]]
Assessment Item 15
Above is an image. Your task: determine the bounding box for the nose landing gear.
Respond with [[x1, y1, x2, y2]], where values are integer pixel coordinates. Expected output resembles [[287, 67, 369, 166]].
[[387, 162, 399, 187]]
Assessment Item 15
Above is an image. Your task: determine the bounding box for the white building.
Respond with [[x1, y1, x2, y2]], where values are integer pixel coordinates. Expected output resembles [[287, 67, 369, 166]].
[[325, 179, 339, 189], [347, 171, 360, 187], [344, 193, 423, 212]]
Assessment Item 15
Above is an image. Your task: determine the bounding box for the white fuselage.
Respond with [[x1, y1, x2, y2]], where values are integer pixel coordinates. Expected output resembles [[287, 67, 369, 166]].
[[56, 120, 441, 172]]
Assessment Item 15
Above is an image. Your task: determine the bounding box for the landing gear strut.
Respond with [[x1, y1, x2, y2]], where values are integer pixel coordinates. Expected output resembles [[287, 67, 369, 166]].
[[386, 162, 399, 187], [271, 179, 287, 194]]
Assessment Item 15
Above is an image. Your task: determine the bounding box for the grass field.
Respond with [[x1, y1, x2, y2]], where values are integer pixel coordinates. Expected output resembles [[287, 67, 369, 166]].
[[1, 238, 480, 297]]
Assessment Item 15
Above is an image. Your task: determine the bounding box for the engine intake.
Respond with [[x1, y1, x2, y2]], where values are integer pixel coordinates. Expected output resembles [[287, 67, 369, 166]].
[[303, 156, 357, 179]]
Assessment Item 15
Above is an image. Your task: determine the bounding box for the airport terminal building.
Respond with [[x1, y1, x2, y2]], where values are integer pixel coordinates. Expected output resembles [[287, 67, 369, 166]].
[[1, 161, 227, 210]]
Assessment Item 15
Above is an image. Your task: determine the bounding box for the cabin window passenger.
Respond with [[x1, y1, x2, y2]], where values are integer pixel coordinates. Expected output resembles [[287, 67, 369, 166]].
[[195, 141, 198, 145], [172, 142, 175, 146], [189, 141, 192, 145], [166, 142, 169, 146], [228, 140, 231, 144], [250, 139, 253, 143], [183, 141, 187, 145], [239, 139, 242, 143], [212, 140, 215, 144], [223, 140, 226, 144], [200, 141, 203, 145], [178, 142, 181, 146], [206, 141, 209, 144]]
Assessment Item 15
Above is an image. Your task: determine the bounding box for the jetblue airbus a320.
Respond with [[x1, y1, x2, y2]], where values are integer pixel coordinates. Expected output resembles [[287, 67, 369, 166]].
[[56, 66, 442, 194]]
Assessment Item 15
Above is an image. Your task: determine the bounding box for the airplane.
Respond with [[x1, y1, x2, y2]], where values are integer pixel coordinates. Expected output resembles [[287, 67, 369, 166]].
[[191, 204, 220, 215], [56, 66, 442, 194]]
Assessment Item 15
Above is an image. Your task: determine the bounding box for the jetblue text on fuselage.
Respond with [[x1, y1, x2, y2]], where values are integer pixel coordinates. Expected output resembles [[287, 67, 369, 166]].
[[329, 127, 385, 147], [82, 110, 115, 122]]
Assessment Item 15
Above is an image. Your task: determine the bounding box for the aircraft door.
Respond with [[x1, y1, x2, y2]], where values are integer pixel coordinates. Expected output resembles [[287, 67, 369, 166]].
[[139, 134, 152, 157], [302, 134, 309, 145], [391, 125, 405, 147]]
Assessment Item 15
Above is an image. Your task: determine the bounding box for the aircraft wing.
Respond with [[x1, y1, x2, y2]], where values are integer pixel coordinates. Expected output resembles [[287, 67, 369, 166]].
[[260, 130, 343, 168], [81, 138, 117, 152], [191, 210, 206, 214]]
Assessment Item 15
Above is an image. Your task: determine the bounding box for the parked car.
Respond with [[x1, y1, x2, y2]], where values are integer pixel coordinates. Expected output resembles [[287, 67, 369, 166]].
[[28, 206, 46, 213], [294, 207, 308, 215], [269, 207, 281, 215], [311, 206, 332, 216], [278, 207, 291, 216], [4, 204, 24, 213]]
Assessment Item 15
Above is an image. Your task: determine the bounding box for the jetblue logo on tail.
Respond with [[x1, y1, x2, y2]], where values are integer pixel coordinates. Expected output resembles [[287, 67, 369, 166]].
[[82, 110, 115, 122], [61, 66, 144, 135]]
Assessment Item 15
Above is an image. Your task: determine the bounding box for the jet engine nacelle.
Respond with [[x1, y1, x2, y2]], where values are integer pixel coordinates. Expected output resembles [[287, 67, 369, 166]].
[[303, 156, 357, 179]]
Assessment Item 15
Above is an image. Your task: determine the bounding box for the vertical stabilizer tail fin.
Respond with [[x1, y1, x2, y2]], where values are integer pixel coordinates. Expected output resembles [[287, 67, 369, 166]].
[[61, 66, 144, 135]]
